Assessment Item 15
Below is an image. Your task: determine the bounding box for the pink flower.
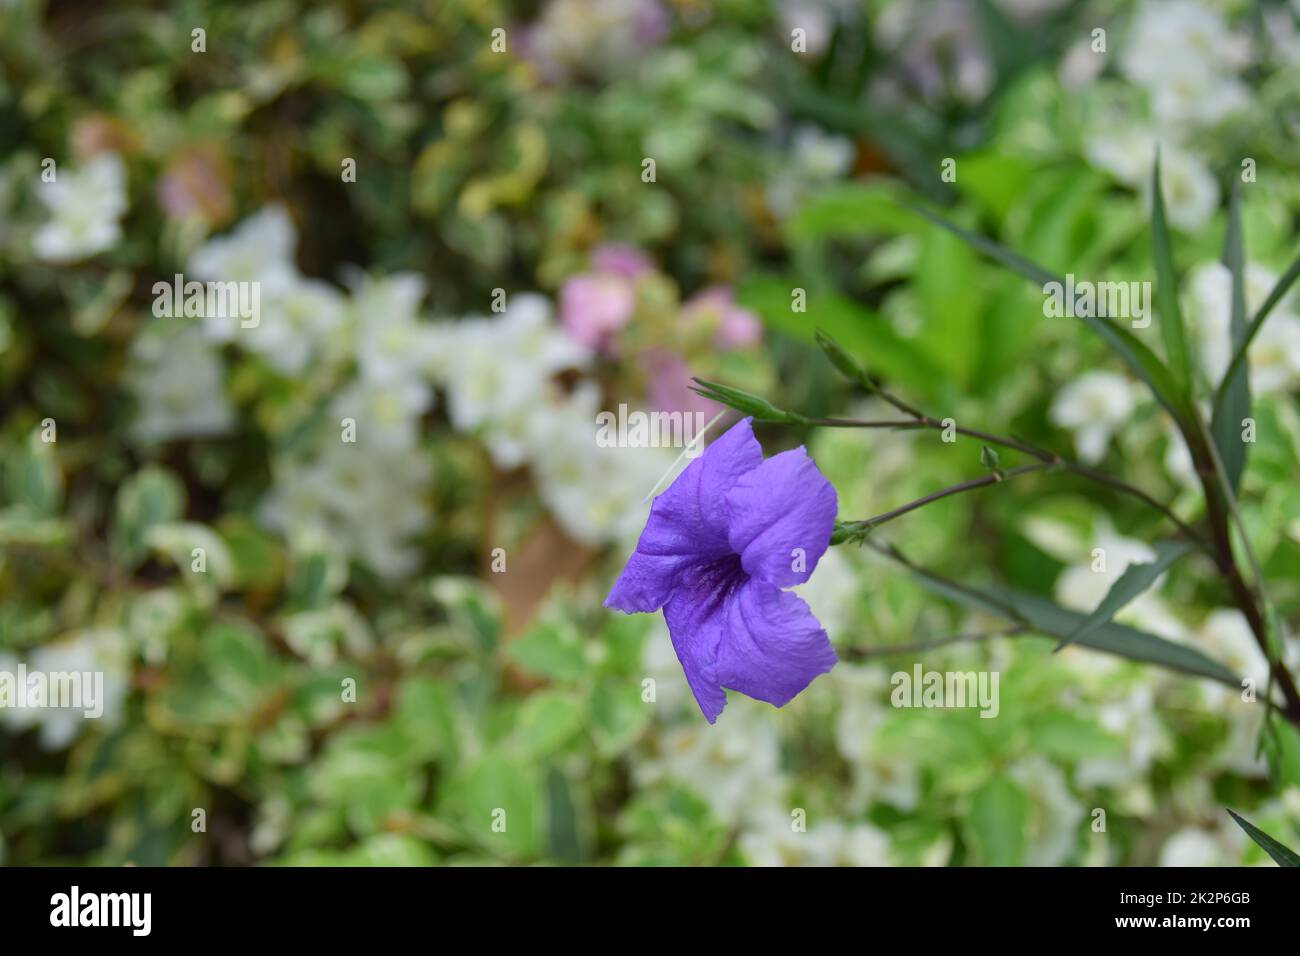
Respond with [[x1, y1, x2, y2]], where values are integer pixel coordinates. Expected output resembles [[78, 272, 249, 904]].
[[641, 348, 723, 420], [591, 243, 653, 280], [559, 244, 653, 352], [559, 274, 636, 352], [682, 286, 763, 350]]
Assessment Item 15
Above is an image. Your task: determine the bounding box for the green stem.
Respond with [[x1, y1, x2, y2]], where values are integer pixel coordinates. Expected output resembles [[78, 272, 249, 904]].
[[839, 463, 1050, 539]]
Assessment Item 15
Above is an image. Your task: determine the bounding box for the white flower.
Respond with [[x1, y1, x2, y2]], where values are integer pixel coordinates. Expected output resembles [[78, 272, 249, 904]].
[[1141, 148, 1219, 233], [1121, 1, 1251, 90], [1149, 70, 1249, 128], [1159, 823, 1245, 867], [0, 630, 130, 749], [641, 620, 691, 714], [1198, 608, 1269, 704], [1163, 423, 1198, 489], [1185, 260, 1300, 390], [529, 385, 671, 545], [793, 544, 859, 639], [1059, 38, 1106, 89], [260, 438, 432, 580], [1083, 125, 1157, 188], [740, 811, 892, 867], [791, 125, 855, 180], [767, 125, 856, 218], [1049, 371, 1138, 464], [33, 153, 128, 262], [1247, 314, 1300, 394], [1010, 756, 1085, 866], [636, 699, 785, 824], [128, 324, 235, 443], [1054, 525, 1154, 610], [1076, 685, 1170, 788], [330, 378, 433, 452], [351, 272, 443, 384], [242, 277, 348, 374], [778, 1, 837, 57], [1055, 523, 1188, 641], [831, 664, 921, 811], [439, 294, 588, 441], [1115, 0, 1250, 128], [188, 205, 298, 294]]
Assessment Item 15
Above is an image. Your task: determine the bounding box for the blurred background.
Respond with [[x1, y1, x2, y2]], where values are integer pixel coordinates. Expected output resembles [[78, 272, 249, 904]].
[[2, 0, 1300, 865]]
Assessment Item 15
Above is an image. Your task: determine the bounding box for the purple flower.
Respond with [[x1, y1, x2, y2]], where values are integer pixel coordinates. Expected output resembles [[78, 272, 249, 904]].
[[605, 418, 839, 722]]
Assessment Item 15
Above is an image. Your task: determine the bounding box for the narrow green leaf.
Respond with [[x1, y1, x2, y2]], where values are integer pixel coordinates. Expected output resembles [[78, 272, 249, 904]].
[[1149, 154, 1194, 392], [905, 201, 1192, 428], [690, 378, 805, 424], [815, 328, 869, 386], [1212, 181, 1251, 491], [900, 560, 1238, 687], [1001, 588, 1238, 686], [1056, 540, 1194, 650], [1227, 809, 1300, 866], [545, 766, 584, 864], [1212, 245, 1300, 445], [906, 201, 1056, 285]]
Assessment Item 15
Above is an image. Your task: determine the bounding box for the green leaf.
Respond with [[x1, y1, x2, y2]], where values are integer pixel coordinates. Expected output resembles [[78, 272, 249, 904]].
[[1212, 181, 1251, 492], [741, 278, 945, 395], [787, 182, 926, 243], [1149, 155, 1194, 393], [916, 222, 981, 387], [544, 766, 585, 864], [1227, 810, 1300, 866], [690, 378, 805, 424], [286, 542, 348, 611], [905, 202, 1191, 427], [344, 834, 438, 867], [1213, 243, 1300, 470], [906, 200, 1055, 285], [815, 328, 869, 386], [440, 754, 541, 859], [1056, 539, 1194, 651], [895, 553, 1238, 686], [508, 691, 585, 758], [590, 679, 650, 755], [111, 466, 185, 569], [1000, 588, 1238, 687], [510, 619, 587, 682], [4, 433, 64, 518], [144, 521, 236, 589], [968, 777, 1027, 866]]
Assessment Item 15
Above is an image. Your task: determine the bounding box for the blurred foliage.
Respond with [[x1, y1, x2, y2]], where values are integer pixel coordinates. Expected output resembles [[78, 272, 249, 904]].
[[3, 0, 1300, 866]]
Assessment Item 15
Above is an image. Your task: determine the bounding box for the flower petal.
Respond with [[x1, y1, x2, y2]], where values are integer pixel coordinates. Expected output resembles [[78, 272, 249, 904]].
[[661, 565, 837, 723], [661, 564, 738, 723], [715, 579, 837, 709], [605, 418, 761, 613], [725, 446, 837, 588]]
